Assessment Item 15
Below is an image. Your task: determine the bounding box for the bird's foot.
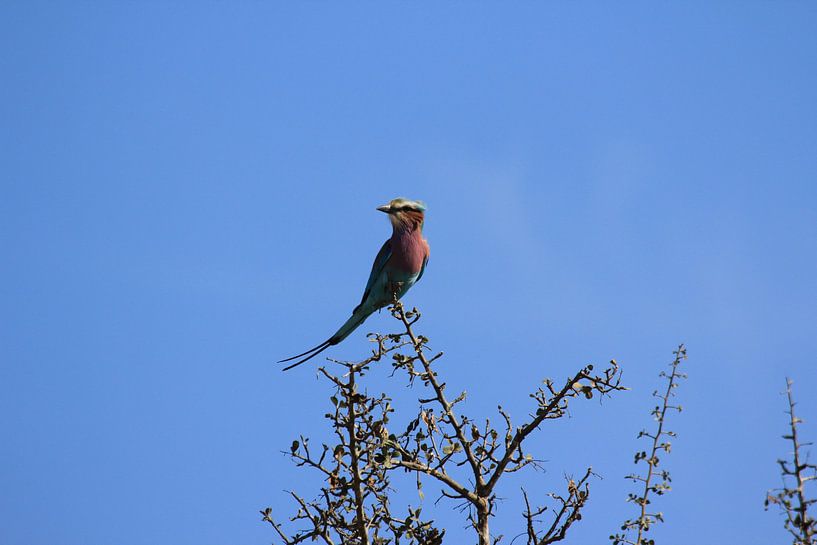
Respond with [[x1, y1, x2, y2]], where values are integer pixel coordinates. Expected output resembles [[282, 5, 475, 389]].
[[389, 282, 404, 302]]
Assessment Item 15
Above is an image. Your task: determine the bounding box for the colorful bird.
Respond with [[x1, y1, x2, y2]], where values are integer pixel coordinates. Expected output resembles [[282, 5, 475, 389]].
[[280, 198, 430, 370]]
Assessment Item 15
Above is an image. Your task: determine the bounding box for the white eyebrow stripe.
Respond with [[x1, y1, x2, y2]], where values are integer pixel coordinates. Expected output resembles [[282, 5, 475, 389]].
[[389, 198, 426, 212]]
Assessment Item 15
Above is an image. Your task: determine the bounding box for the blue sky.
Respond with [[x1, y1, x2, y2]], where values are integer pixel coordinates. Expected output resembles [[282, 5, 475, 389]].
[[2, 3, 816, 544]]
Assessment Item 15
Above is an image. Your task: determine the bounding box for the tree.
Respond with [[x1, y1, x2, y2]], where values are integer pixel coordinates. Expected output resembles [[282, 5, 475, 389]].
[[766, 378, 817, 545], [263, 303, 689, 545]]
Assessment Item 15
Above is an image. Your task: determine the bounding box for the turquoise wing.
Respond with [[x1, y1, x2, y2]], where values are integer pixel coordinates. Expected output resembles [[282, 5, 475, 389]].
[[354, 239, 392, 311]]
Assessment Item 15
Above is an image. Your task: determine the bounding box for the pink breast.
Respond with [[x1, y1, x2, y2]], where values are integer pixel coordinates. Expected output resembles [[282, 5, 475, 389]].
[[390, 230, 429, 273]]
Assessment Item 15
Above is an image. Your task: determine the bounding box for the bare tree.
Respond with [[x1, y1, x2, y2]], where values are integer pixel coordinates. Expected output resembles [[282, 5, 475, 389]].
[[611, 345, 687, 545], [766, 378, 817, 545], [263, 302, 630, 544]]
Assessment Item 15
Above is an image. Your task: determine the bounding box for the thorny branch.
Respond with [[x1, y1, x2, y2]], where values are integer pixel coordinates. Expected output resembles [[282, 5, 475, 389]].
[[766, 378, 817, 545], [612, 345, 687, 545]]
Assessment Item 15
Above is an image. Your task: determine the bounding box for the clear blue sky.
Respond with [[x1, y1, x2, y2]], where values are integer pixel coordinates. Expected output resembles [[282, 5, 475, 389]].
[[2, 3, 816, 544]]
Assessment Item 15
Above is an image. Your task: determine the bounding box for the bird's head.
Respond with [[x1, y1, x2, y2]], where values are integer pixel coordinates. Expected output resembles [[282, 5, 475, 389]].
[[377, 198, 427, 230]]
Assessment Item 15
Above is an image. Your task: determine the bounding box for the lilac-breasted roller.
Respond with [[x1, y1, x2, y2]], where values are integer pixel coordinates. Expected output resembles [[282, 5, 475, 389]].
[[280, 198, 430, 370]]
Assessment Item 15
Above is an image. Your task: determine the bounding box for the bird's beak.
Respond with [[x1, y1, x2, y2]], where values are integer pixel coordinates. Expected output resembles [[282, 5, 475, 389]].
[[376, 205, 392, 214]]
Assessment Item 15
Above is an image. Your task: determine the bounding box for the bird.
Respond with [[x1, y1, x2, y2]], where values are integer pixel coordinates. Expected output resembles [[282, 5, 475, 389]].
[[279, 197, 430, 371]]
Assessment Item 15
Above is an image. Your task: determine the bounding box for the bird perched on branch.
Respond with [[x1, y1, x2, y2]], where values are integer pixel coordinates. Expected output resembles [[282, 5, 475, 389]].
[[280, 198, 430, 370]]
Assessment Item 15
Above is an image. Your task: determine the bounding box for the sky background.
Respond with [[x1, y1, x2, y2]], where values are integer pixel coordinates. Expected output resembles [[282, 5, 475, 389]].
[[2, 3, 817, 544]]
